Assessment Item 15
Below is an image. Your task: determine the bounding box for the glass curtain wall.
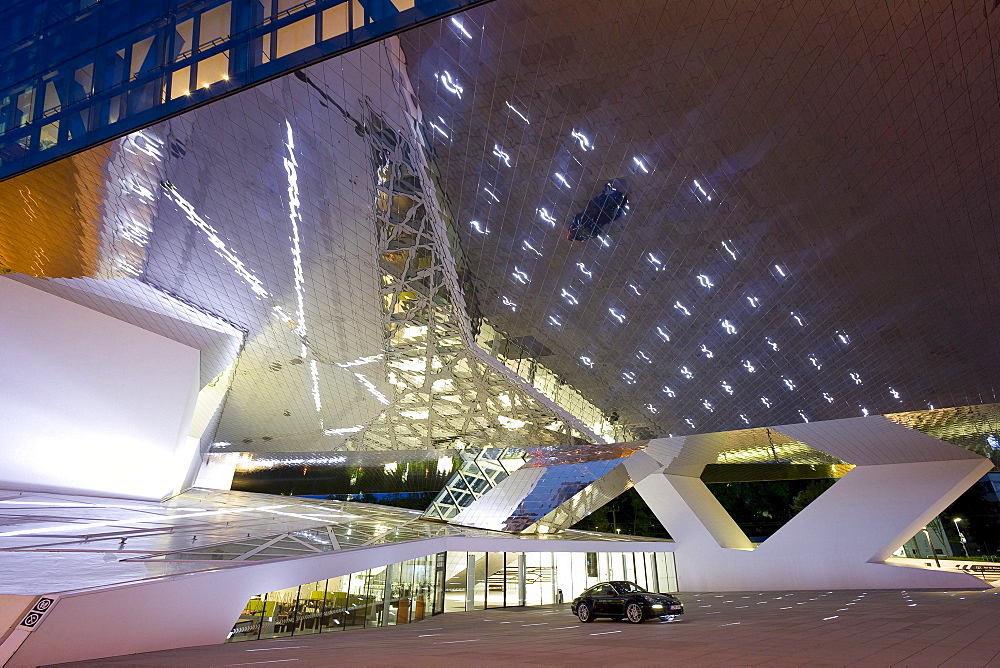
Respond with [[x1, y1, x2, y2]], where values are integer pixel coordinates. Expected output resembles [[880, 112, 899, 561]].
[[0, 0, 491, 179], [229, 550, 677, 643]]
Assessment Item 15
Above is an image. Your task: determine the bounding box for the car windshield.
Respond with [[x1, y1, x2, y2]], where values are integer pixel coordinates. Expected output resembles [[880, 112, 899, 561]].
[[614, 582, 644, 593]]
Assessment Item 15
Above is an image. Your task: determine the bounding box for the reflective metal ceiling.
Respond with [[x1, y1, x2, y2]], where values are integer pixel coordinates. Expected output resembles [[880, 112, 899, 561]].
[[399, 0, 1000, 436], [0, 0, 998, 455]]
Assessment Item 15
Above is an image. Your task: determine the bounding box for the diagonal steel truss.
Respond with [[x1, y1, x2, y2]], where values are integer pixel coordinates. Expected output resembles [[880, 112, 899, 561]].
[[353, 99, 594, 453]]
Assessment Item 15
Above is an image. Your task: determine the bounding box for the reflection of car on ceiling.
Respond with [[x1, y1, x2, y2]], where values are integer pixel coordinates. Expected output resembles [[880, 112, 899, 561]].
[[567, 182, 629, 241]]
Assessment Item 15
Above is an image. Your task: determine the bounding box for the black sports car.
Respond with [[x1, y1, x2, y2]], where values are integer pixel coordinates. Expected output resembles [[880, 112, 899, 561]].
[[570, 581, 683, 624], [566, 182, 629, 241]]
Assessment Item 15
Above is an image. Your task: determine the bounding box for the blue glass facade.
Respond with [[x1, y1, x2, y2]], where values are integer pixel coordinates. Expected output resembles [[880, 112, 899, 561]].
[[0, 0, 486, 181]]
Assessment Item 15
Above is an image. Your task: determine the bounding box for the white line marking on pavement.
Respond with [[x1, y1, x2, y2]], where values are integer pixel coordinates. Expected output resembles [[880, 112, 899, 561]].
[[522, 623, 547, 626], [246, 647, 307, 652], [440, 639, 480, 644], [418, 634, 441, 637], [226, 660, 300, 666], [551, 626, 579, 630], [590, 630, 622, 635]]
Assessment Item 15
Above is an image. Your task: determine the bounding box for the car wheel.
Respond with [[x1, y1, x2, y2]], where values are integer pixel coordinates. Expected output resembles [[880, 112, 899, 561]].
[[577, 602, 594, 623], [625, 601, 645, 624]]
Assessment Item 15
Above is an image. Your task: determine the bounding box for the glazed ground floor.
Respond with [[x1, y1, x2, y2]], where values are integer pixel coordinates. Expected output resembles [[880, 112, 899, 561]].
[[70, 587, 1000, 667]]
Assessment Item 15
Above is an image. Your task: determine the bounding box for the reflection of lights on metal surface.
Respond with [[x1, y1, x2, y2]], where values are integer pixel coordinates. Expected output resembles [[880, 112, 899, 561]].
[[791, 312, 805, 326], [739, 414, 750, 424], [662, 386, 676, 397], [483, 186, 500, 202], [554, 172, 571, 188], [773, 264, 786, 277], [537, 207, 557, 225], [336, 354, 383, 368], [656, 326, 671, 342], [548, 315, 562, 327], [571, 129, 593, 151], [283, 121, 308, 357], [622, 371, 637, 384], [766, 337, 779, 351], [987, 435, 1000, 450], [760, 396, 772, 408], [493, 144, 512, 167], [700, 344, 714, 359], [823, 392, 835, 403], [596, 234, 611, 247], [628, 283, 642, 296], [450, 16, 473, 38], [161, 185, 270, 299], [889, 387, 901, 400], [645, 404, 658, 414], [576, 262, 592, 277], [273, 306, 294, 324], [685, 418, 696, 429], [633, 157, 649, 173], [697, 274, 714, 289], [511, 266, 529, 284], [721, 319, 737, 335], [647, 253, 664, 270], [782, 376, 796, 391], [798, 410, 809, 422], [693, 179, 711, 201], [428, 118, 449, 139], [809, 355, 822, 370], [501, 296, 517, 311], [324, 425, 364, 435], [470, 220, 489, 234], [505, 101, 529, 124], [702, 399, 714, 412], [435, 71, 463, 98], [580, 356, 595, 368], [721, 240, 737, 259], [747, 296, 759, 308], [608, 308, 626, 323], [680, 366, 694, 379], [523, 240, 543, 256], [310, 359, 322, 411], [636, 351, 652, 363], [742, 359, 756, 373], [860, 406, 869, 417], [355, 373, 390, 405], [850, 372, 863, 385], [674, 301, 691, 316], [721, 381, 734, 395], [837, 331, 851, 345], [561, 288, 579, 305]]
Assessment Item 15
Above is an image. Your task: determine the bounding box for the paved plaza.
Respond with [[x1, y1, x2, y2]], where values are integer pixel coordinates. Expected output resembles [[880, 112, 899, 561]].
[[61, 587, 1000, 667]]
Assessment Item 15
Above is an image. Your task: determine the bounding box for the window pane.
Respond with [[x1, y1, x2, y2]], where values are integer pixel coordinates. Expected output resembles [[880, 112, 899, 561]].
[[199, 4, 232, 48], [276, 15, 315, 59]]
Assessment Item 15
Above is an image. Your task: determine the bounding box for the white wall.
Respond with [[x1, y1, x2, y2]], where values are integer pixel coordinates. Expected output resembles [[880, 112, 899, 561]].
[[0, 277, 201, 500]]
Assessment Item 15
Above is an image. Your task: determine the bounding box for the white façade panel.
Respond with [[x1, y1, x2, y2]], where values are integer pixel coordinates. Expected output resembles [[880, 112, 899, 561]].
[[0, 277, 201, 500]]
